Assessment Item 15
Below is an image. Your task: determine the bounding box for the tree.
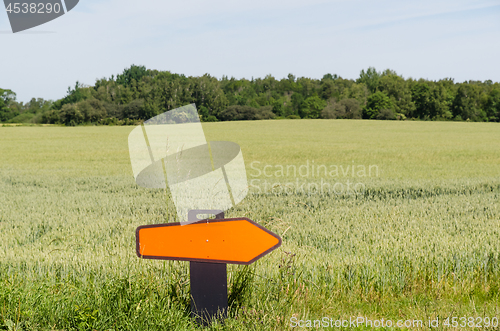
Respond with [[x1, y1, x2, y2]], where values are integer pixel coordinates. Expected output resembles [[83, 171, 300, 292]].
[[322, 73, 338, 81], [321, 98, 362, 119], [116, 65, 149, 87], [341, 98, 362, 119], [339, 83, 369, 106], [290, 92, 304, 117], [121, 99, 144, 120], [321, 77, 353, 101], [363, 91, 394, 119], [411, 81, 431, 118], [299, 96, 326, 119], [321, 99, 343, 119], [377, 72, 415, 117], [271, 97, 285, 116], [79, 99, 107, 122], [428, 83, 453, 120], [192, 74, 229, 119], [59, 103, 84, 125], [25, 65, 500, 125], [52, 81, 91, 110], [0, 89, 18, 122], [0, 88, 16, 105], [451, 84, 486, 121], [357, 67, 380, 93], [484, 88, 500, 122]]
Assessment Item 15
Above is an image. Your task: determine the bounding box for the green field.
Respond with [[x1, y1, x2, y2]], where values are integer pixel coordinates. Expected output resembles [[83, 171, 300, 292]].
[[1, 120, 500, 330]]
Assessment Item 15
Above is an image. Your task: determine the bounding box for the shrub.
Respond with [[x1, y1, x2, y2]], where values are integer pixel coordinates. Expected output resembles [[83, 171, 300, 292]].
[[321, 98, 362, 119], [376, 108, 397, 120], [122, 99, 144, 120], [7, 112, 35, 123], [363, 91, 394, 119], [203, 115, 218, 122], [218, 105, 275, 121]]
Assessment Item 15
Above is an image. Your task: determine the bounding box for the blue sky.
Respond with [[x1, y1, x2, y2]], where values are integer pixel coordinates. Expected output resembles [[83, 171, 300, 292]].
[[1, 0, 499, 102]]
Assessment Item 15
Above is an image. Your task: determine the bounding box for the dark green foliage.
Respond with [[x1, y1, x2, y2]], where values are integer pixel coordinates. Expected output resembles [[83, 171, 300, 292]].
[[290, 92, 304, 117], [357, 67, 380, 93], [452, 83, 487, 121], [52, 81, 90, 111], [485, 89, 500, 122], [363, 91, 395, 119], [411, 81, 431, 119], [321, 98, 362, 119], [0, 88, 18, 122], [322, 73, 338, 81], [299, 96, 325, 119], [271, 98, 285, 116], [102, 102, 124, 120], [376, 108, 397, 120], [59, 103, 83, 126], [122, 99, 144, 120], [203, 115, 218, 122], [41, 109, 61, 124], [80, 99, 107, 123], [377, 71, 415, 117], [218, 105, 275, 121], [3, 66, 500, 125], [116, 64, 149, 87], [0, 93, 53, 124], [409, 79, 454, 120]]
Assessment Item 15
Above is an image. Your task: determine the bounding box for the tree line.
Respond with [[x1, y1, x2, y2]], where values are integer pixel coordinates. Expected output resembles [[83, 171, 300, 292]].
[[1, 66, 500, 125]]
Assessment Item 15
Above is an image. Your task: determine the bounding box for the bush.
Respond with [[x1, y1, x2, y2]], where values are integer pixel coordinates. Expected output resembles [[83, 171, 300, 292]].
[[99, 117, 120, 126], [80, 99, 107, 122], [122, 99, 144, 120], [103, 103, 124, 119], [363, 91, 394, 119], [7, 112, 35, 123], [321, 98, 362, 119], [376, 108, 397, 120], [286, 115, 301, 119], [255, 106, 276, 120], [60, 103, 84, 125], [299, 96, 326, 119], [218, 105, 275, 121], [202, 115, 218, 122], [41, 109, 61, 124]]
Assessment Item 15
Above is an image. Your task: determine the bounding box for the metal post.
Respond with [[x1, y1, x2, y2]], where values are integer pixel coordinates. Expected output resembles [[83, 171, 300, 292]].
[[188, 210, 227, 325]]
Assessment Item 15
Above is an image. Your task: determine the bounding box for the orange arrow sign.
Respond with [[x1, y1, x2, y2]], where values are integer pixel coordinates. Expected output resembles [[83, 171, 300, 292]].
[[136, 218, 282, 265]]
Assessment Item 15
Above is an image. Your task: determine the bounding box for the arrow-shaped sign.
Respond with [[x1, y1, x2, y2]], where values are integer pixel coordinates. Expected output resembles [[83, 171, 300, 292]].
[[128, 106, 279, 324], [136, 217, 281, 265]]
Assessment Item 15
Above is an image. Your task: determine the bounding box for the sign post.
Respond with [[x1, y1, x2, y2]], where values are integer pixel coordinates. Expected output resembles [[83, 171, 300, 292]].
[[189, 210, 228, 324], [129, 105, 281, 324], [135, 210, 282, 324], [190, 261, 228, 324]]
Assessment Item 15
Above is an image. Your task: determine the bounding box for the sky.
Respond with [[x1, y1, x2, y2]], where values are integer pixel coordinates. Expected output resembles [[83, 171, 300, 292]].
[[1, 0, 499, 103]]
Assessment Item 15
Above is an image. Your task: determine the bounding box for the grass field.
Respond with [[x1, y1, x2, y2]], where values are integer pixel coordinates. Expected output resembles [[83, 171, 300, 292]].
[[1, 120, 500, 330]]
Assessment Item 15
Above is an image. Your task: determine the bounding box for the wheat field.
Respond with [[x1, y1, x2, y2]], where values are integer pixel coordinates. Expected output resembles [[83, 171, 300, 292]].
[[0, 120, 499, 330]]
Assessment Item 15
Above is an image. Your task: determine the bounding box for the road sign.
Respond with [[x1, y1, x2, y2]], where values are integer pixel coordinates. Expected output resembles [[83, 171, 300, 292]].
[[128, 106, 280, 325], [136, 217, 282, 265]]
